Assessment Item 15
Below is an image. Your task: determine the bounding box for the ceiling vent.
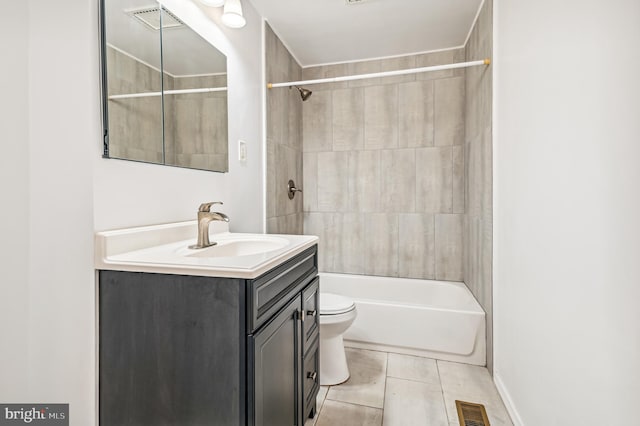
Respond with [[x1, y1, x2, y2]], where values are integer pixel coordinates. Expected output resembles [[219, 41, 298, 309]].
[[345, 0, 367, 4], [127, 6, 184, 31]]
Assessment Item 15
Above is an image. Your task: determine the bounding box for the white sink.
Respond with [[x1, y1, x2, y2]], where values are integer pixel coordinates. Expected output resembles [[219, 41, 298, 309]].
[[180, 236, 290, 258], [95, 221, 318, 279]]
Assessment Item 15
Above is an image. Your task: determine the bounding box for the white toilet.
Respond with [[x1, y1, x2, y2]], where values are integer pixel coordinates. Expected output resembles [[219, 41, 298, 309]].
[[319, 292, 358, 386]]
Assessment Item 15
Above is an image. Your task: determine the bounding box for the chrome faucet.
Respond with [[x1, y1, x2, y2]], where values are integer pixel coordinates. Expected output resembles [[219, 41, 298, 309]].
[[189, 202, 229, 249]]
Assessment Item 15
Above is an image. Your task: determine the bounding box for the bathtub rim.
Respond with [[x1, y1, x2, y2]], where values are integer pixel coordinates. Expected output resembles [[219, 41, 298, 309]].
[[318, 272, 485, 314]]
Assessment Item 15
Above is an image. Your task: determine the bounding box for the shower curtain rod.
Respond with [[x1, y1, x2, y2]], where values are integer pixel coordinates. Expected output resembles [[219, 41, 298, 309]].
[[108, 87, 227, 100], [267, 58, 490, 89]]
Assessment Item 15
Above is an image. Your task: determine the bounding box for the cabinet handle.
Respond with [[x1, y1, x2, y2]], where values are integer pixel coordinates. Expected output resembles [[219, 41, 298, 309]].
[[306, 310, 317, 318], [307, 371, 317, 381], [297, 310, 306, 321]]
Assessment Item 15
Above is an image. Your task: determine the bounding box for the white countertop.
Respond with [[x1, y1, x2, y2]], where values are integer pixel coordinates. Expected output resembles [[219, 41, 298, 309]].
[[95, 221, 318, 279]]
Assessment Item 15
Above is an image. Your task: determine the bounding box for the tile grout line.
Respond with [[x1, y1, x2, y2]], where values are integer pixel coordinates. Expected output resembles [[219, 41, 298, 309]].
[[436, 360, 453, 424], [323, 397, 384, 411], [381, 352, 389, 425], [313, 385, 330, 425], [385, 374, 442, 386]]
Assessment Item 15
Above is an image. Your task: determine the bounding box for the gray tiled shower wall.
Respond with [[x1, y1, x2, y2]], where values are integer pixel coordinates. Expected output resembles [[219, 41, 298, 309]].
[[464, 0, 494, 371], [301, 49, 467, 281], [265, 21, 493, 292], [265, 24, 304, 234]]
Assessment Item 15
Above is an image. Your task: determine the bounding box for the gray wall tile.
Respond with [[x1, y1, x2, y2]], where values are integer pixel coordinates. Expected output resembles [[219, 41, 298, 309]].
[[347, 60, 382, 88], [304, 212, 364, 274], [398, 81, 434, 148], [415, 49, 461, 80], [288, 79, 302, 151], [267, 81, 288, 146], [380, 149, 416, 212], [416, 147, 453, 213], [453, 48, 467, 77], [303, 152, 318, 212], [398, 214, 435, 279], [435, 214, 463, 281], [266, 217, 277, 234], [303, 91, 333, 152], [266, 139, 276, 218], [334, 213, 366, 274], [275, 145, 302, 217], [379, 55, 417, 85], [332, 88, 364, 151], [317, 151, 349, 212], [434, 77, 465, 146], [302, 64, 349, 91], [364, 213, 399, 277], [276, 212, 303, 235], [364, 85, 399, 150], [348, 150, 380, 212], [453, 145, 465, 214], [346, 56, 417, 87], [481, 126, 493, 220], [303, 212, 329, 270]]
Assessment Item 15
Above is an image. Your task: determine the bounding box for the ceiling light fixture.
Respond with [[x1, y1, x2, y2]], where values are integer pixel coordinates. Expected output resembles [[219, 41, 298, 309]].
[[222, 0, 246, 28], [199, 0, 225, 7]]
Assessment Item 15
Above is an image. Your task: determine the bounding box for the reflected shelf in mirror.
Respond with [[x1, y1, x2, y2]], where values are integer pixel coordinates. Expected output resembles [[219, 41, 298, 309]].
[[108, 87, 228, 100]]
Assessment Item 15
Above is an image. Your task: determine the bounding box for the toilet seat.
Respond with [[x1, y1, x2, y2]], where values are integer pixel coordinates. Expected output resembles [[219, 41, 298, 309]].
[[320, 293, 356, 315]]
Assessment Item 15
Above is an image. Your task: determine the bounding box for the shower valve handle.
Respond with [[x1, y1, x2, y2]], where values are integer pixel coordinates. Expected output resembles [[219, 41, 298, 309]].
[[287, 179, 302, 200]]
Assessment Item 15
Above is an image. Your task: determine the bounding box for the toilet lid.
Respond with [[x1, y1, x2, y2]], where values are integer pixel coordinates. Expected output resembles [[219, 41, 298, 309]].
[[320, 293, 356, 315]]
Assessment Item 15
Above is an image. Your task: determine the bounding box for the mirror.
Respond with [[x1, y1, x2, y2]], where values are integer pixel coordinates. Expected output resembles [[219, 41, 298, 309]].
[[101, 0, 229, 172]]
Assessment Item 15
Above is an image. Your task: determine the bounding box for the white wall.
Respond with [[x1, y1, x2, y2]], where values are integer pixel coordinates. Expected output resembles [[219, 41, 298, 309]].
[[0, 1, 30, 400], [0, 0, 265, 424], [95, 0, 265, 233], [494, 0, 640, 424]]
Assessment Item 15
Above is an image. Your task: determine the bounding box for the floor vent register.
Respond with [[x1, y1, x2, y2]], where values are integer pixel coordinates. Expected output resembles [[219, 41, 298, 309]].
[[456, 400, 491, 426]]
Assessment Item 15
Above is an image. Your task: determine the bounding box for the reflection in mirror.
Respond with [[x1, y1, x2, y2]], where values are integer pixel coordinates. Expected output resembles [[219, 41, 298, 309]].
[[161, 10, 228, 171], [101, 0, 229, 172], [104, 0, 164, 163]]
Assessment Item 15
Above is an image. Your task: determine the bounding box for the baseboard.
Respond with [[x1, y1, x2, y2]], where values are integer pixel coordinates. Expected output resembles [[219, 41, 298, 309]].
[[493, 372, 525, 426]]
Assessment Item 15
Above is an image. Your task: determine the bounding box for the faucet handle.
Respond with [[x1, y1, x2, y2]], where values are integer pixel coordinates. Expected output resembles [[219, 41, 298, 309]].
[[198, 201, 223, 212]]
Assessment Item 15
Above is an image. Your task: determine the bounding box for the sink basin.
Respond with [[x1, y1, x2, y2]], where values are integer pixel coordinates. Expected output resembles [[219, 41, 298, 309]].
[[184, 237, 289, 258]]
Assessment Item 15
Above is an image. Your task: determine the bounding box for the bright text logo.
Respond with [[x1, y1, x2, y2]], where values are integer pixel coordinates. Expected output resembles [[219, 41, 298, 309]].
[[0, 405, 68, 425]]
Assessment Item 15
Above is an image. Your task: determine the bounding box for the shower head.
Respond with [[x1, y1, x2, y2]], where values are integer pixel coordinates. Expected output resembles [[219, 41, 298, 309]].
[[294, 86, 312, 101]]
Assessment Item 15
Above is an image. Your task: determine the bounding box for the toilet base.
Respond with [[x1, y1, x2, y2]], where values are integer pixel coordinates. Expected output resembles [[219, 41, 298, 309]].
[[320, 334, 350, 386]]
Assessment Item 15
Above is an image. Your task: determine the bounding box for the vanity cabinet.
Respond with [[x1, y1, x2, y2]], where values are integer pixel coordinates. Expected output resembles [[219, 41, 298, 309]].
[[99, 245, 319, 426]]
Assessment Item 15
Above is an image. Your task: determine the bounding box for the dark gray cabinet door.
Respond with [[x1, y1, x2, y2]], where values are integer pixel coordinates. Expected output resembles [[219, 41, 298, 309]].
[[99, 271, 245, 426], [249, 294, 301, 426]]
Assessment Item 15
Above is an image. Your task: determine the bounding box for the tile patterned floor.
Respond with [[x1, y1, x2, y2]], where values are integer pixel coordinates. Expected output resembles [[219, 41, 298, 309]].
[[305, 348, 513, 426]]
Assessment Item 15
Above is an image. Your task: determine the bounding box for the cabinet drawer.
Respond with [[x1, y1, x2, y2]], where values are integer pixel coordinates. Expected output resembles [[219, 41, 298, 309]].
[[248, 246, 317, 332], [302, 337, 320, 421], [301, 277, 319, 355]]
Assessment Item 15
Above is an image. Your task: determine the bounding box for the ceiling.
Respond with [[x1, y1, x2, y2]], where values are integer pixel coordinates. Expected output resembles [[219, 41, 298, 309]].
[[249, 0, 483, 67], [105, 0, 227, 76]]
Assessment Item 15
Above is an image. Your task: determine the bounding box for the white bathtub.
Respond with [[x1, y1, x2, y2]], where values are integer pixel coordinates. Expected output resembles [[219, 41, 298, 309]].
[[320, 273, 486, 366]]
